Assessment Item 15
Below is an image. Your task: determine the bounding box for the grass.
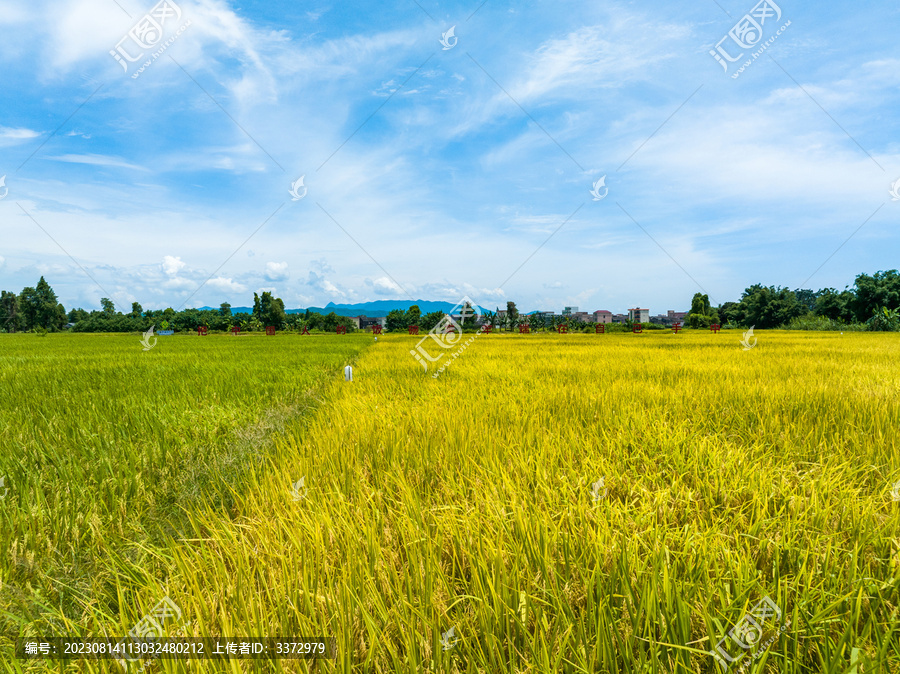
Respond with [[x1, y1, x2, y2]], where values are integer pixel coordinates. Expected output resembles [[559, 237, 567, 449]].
[[2, 330, 899, 672]]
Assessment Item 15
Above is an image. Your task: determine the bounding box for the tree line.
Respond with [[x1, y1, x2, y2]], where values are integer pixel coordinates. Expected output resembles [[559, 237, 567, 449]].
[[2, 270, 899, 333], [684, 270, 900, 331], [0, 282, 357, 334]]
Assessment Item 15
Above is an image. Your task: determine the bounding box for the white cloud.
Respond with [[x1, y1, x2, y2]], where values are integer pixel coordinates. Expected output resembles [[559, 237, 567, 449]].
[[617, 97, 894, 211], [47, 154, 145, 170], [512, 24, 681, 101], [162, 256, 185, 276], [207, 277, 245, 292], [449, 13, 691, 138], [162, 277, 195, 290], [310, 257, 334, 274], [0, 125, 40, 147], [264, 261, 289, 281], [459, 283, 506, 303], [307, 271, 346, 298], [370, 276, 404, 296], [506, 213, 573, 235], [323, 280, 344, 296]]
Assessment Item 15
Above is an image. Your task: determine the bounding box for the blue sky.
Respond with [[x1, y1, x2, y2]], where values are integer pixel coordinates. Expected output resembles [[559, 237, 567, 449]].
[[1, 0, 898, 314]]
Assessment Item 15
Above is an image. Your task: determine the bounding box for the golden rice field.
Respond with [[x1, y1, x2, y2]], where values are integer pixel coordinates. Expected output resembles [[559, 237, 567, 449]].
[[2, 329, 899, 673]]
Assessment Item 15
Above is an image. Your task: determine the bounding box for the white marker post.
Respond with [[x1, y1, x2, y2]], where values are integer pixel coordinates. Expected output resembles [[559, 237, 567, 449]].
[[344, 365, 353, 382]]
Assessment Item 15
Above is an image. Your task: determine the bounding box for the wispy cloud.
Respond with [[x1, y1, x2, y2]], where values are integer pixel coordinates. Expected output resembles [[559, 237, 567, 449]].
[[0, 126, 41, 144], [46, 154, 146, 170]]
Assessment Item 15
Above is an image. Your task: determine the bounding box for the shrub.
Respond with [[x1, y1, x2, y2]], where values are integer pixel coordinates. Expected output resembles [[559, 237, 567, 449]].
[[866, 306, 900, 332], [784, 314, 866, 331]]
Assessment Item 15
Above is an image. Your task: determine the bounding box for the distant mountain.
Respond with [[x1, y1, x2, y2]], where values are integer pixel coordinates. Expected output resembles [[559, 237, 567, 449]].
[[199, 300, 491, 318]]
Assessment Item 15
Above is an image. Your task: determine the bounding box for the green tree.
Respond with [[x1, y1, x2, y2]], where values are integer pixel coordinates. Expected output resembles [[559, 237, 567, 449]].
[[460, 301, 478, 329], [420, 310, 444, 331], [814, 288, 855, 323], [404, 304, 422, 328], [20, 277, 62, 330], [323, 311, 340, 331], [18, 286, 37, 329], [271, 296, 287, 327], [691, 293, 709, 314], [67, 307, 89, 323], [738, 285, 804, 329], [174, 308, 202, 331], [305, 312, 324, 331], [385, 309, 406, 332], [336, 315, 357, 332], [506, 301, 519, 330], [101, 297, 116, 316], [54, 303, 67, 330], [219, 302, 232, 317], [687, 293, 717, 328], [852, 270, 900, 322], [253, 292, 286, 328], [793, 288, 818, 313], [718, 301, 742, 326], [130, 302, 143, 318], [0, 290, 22, 332]]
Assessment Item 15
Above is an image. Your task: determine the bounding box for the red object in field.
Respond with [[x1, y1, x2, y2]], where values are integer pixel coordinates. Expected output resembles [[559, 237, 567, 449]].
[[519, 324, 529, 333], [231, 326, 240, 335], [336, 325, 347, 334], [197, 326, 208, 336], [557, 324, 568, 334], [482, 324, 493, 333], [408, 325, 419, 335], [672, 324, 682, 333], [301, 326, 310, 335], [266, 326, 276, 335], [632, 323, 643, 333], [595, 324, 605, 334], [372, 324, 383, 334], [711, 324, 721, 333]]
